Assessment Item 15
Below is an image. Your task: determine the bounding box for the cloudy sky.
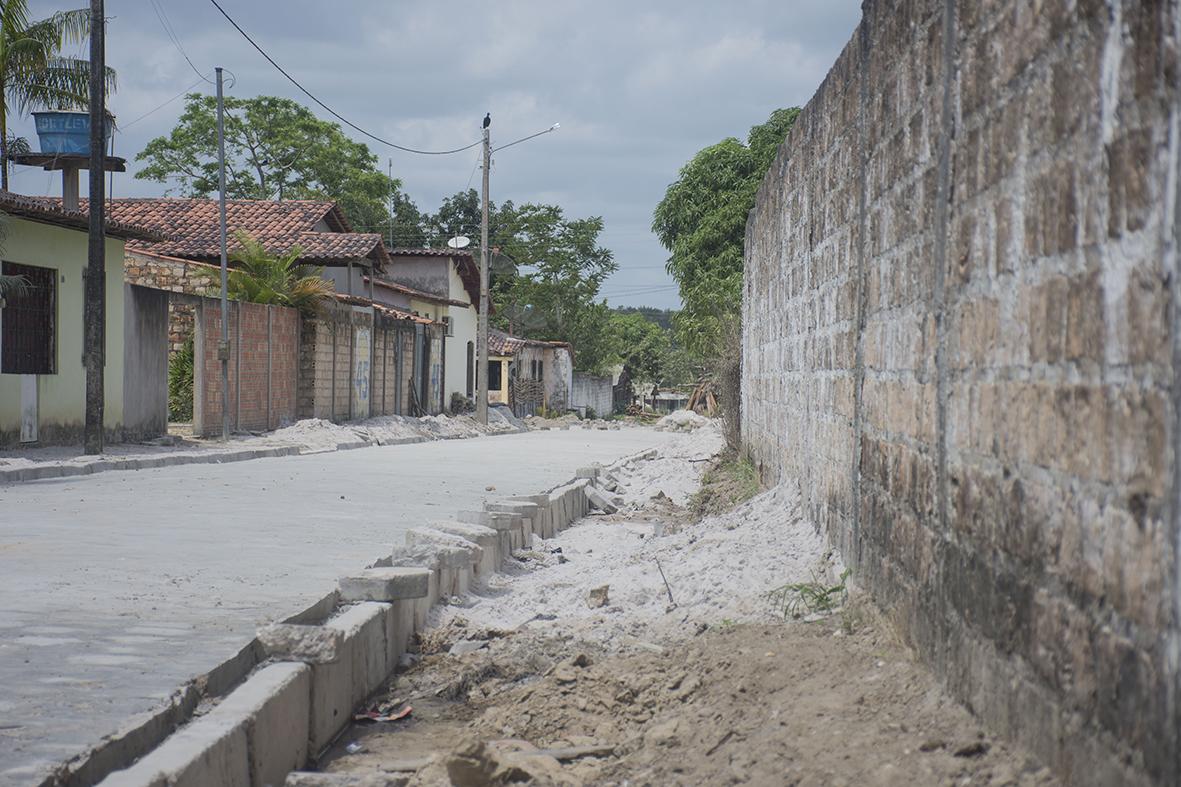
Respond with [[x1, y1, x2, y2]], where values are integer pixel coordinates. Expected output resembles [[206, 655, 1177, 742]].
[[20, 1, 861, 308]]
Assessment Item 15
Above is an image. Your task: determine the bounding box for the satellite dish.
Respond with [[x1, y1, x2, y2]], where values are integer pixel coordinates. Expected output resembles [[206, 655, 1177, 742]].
[[447, 235, 471, 249]]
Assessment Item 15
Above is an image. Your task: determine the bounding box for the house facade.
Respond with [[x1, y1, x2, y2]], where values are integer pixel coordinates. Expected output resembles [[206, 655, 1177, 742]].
[[0, 194, 167, 446], [380, 248, 480, 408], [487, 328, 573, 416], [110, 198, 448, 422]]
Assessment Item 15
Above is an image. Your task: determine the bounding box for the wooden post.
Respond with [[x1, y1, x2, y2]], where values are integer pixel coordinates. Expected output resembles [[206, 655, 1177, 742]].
[[82, 0, 106, 454]]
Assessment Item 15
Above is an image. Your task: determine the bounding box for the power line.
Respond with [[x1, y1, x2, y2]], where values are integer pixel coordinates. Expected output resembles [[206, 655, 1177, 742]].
[[150, 0, 215, 85], [206, 0, 482, 156], [121, 74, 211, 129]]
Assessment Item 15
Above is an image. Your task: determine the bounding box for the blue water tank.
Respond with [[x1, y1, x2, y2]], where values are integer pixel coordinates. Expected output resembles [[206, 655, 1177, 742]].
[[32, 111, 111, 155]]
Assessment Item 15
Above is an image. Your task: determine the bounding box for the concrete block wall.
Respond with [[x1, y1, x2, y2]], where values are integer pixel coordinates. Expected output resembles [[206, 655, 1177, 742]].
[[742, 2, 1179, 785], [570, 372, 613, 417], [193, 299, 300, 437], [96, 464, 615, 787]]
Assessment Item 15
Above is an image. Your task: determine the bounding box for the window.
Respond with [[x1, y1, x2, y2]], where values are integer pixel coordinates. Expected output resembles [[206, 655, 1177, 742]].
[[442, 315, 453, 336], [488, 359, 503, 391], [1, 261, 56, 374]]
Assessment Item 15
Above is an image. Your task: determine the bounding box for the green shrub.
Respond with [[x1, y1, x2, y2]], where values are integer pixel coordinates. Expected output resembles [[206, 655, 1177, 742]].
[[168, 339, 194, 422]]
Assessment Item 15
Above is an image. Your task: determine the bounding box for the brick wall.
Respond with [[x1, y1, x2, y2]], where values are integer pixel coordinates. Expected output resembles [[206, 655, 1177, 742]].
[[193, 298, 299, 436], [742, 2, 1178, 785]]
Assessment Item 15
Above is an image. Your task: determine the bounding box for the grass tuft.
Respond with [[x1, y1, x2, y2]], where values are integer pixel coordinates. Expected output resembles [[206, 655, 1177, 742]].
[[768, 569, 852, 620]]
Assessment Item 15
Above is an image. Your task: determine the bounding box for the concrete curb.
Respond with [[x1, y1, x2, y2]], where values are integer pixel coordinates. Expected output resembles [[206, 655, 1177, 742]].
[[0, 425, 530, 487], [90, 451, 644, 787]]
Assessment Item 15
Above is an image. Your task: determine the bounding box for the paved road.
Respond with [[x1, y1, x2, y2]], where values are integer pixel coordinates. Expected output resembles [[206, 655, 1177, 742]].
[[0, 428, 675, 786]]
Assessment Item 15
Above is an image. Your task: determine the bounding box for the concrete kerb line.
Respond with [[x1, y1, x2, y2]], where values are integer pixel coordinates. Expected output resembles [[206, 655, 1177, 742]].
[[0, 424, 528, 486], [89, 456, 648, 787]]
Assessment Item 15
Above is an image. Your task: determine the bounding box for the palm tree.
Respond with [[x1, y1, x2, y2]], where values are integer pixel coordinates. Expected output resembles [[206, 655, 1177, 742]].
[[198, 231, 335, 313], [0, 1, 117, 189], [0, 210, 21, 301]]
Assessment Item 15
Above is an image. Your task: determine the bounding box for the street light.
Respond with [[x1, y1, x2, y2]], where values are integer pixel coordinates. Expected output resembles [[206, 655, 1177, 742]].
[[474, 120, 561, 425]]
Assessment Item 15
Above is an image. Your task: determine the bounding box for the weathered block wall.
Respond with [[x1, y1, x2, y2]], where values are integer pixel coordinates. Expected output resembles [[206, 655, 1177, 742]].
[[298, 305, 428, 421], [570, 372, 613, 417], [742, 2, 1179, 785], [124, 251, 214, 355], [193, 299, 299, 436]]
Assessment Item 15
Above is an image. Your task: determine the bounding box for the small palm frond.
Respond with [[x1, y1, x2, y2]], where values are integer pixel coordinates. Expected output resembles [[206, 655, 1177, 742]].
[[0, 273, 29, 299]]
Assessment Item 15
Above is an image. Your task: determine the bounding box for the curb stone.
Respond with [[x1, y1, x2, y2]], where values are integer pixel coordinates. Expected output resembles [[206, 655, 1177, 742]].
[[84, 443, 662, 787]]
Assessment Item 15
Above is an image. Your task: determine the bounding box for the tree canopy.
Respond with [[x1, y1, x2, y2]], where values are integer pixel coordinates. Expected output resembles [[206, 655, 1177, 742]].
[[135, 94, 404, 232], [652, 107, 800, 357]]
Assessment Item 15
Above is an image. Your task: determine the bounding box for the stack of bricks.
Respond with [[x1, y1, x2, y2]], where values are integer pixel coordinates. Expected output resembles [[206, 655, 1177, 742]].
[[742, 2, 1179, 785]]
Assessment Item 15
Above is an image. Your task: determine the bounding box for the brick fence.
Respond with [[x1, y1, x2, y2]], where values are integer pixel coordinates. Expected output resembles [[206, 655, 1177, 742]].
[[193, 298, 300, 436], [742, 2, 1177, 785]]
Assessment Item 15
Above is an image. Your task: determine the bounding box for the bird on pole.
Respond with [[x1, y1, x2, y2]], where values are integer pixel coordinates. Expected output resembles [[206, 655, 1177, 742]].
[[483, 112, 491, 129]]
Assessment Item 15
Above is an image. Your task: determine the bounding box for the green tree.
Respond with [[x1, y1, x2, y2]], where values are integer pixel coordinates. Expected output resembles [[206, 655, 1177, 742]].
[[652, 107, 800, 356], [609, 311, 669, 385], [197, 231, 334, 313], [491, 203, 618, 374], [0, 1, 115, 189], [136, 94, 405, 231]]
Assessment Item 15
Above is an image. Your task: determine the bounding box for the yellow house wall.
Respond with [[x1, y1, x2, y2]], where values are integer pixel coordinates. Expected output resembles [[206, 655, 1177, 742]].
[[488, 355, 510, 404], [0, 218, 126, 438]]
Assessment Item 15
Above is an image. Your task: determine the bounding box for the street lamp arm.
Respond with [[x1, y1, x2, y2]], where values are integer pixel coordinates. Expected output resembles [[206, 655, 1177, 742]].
[[493, 123, 560, 153]]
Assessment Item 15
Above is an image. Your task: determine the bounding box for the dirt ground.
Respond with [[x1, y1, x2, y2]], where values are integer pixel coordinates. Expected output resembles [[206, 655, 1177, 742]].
[[318, 607, 1056, 786], [309, 431, 1058, 786]]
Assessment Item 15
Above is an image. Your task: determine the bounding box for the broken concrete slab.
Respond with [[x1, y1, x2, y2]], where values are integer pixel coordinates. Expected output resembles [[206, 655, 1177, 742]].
[[339, 567, 430, 603], [584, 485, 619, 514], [427, 521, 501, 576], [257, 624, 343, 664], [575, 465, 601, 480]]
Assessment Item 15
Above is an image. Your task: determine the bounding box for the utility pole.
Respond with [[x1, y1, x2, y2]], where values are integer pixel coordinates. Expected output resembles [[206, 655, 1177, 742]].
[[475, 123, 491, 424], [216, 67, 230, 441], [82, 0, 106, 454]]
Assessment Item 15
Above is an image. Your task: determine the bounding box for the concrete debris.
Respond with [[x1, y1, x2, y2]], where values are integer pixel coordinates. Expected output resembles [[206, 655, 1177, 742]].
[[285, 772, 409, 786], [587, 585, 610, 609], [653, 409, 711, 432], [583, 485, 619, 514], [444, 740, 571, 787], [449, 639, 490, 656], [257, 623, 343, 664]]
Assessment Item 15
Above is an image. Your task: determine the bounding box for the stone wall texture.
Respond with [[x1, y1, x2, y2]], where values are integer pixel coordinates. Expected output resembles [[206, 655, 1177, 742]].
[[742, 2, 1179, 785]]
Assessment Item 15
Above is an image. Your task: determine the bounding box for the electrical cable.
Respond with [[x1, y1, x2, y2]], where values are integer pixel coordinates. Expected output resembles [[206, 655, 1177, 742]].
[[121, 73, 212, 129], [207, 0, 481, 156], [150, 0, 215, 85]]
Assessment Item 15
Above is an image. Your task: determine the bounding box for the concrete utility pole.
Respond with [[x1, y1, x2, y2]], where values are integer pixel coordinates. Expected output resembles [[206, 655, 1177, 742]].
[[216, 67, 230, 441], [475, 123, 491, 425], [82, 0, 106, 455]]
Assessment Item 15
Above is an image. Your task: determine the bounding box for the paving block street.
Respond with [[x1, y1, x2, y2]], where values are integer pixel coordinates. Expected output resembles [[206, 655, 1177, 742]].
[[0, 429, 674, 787]]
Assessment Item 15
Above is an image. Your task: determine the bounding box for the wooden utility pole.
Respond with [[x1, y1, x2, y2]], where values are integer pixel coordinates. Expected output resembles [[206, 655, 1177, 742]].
[[475, 123, 491, 424], [82, 0, 105, 454]]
